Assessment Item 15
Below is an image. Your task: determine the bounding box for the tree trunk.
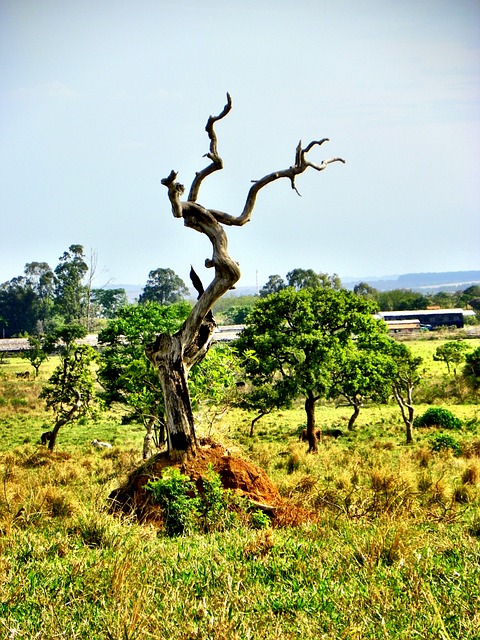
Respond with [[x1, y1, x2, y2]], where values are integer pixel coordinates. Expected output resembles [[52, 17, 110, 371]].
[[348, 401, 361, 430], [305, 392, 319, 453], [143, 417, 155, 460], [393, 383, 415, 444], [47, 419, 65, 451]]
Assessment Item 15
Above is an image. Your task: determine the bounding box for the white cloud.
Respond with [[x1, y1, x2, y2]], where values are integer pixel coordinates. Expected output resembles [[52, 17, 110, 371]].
[[10, 81, 77, 100]]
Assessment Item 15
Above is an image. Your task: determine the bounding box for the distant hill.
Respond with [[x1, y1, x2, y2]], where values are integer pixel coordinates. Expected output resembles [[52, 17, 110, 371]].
[[106, 271, 480, 301], [346, 271, 480, 292]]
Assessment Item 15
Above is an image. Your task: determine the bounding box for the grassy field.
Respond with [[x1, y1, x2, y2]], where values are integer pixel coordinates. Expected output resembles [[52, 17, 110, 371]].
[[0, 337, 479, 639]]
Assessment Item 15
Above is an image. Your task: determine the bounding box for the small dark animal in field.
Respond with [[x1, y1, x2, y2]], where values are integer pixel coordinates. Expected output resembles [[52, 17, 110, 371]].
[[299, 428, 321, 442], [40, 431, 52, 445], [324, 428, 344, 439], [16, 371, 30, 379]]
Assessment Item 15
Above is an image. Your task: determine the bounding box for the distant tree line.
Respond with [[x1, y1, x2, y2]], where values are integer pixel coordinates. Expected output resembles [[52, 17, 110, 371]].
[[2, 252, 479, 338], [260, 269, 480, 312], [214, 269, 480, 325], [0, 246, 191, 338]]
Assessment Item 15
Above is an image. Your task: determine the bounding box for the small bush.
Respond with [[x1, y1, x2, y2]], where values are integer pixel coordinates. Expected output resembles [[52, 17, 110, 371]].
[[147, 468, 199, 536], [429, 433, 462, 456], [198, 464, 233, 532], [414, 407, 462, 430], [250, 509, 271, 529]]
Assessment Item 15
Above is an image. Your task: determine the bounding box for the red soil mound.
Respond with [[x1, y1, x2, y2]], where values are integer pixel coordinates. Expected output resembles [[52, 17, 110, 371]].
[[108, 438, 282, 524]]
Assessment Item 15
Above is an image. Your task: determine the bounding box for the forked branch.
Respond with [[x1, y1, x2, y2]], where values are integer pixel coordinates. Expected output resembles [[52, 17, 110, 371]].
[[162, 94, 344, 230], [160, 94, 344, 351]]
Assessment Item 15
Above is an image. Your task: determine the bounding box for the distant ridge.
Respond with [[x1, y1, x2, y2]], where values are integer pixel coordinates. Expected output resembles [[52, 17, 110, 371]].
[[356, 271, 480, 292], [106, 271, 480, 301]]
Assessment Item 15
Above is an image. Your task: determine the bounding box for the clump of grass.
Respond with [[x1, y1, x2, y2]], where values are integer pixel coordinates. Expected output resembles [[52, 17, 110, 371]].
[[462, 464, 479, 485], [286, 452, 300, 474]]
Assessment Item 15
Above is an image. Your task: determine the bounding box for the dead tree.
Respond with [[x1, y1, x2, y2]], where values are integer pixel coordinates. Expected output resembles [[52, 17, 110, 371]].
[[146, 94, 344, 457]]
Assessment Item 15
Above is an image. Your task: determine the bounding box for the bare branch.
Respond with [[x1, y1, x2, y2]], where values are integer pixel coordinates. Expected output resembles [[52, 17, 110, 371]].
[[188, 93, 232, 203], [208, 140, 345, 227]]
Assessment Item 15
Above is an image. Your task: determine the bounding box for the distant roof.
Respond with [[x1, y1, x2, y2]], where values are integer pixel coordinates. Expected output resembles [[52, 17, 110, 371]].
[[377, 308, 465, 317]]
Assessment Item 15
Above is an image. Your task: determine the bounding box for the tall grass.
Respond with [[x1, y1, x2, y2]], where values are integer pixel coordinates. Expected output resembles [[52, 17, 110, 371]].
[[1, 346, 479, 638]]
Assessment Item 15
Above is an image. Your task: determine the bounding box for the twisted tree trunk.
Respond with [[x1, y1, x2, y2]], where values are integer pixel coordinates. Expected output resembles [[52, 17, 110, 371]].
[[146, 94, 344, 457]]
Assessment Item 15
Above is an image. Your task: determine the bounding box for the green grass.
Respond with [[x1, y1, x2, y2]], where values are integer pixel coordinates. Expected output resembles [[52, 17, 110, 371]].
[[1, 343, 480, 639]]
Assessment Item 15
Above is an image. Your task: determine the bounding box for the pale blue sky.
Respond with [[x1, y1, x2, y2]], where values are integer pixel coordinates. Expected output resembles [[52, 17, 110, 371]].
[[1, 0, 479, 290]]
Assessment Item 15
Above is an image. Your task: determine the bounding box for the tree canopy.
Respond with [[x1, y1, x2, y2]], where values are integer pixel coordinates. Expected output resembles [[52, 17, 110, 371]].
[[138, 268, 189, 305]]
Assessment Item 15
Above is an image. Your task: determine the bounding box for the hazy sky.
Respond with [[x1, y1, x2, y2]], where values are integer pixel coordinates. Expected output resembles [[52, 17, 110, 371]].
[[1, 0, 479, 291]]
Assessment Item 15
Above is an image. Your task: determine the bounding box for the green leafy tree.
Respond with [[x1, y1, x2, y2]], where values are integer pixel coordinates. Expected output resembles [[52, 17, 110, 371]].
[[236, 287, 378, 452], [98, 302, 191, 458], [429, 291, 455, 309], [188, 343, 240, 434], [0, 260, 57, 337], [353, 281, 379, 300], [285, 268, 341, 291], [91, 288, 128, 319], [259, 274, 286, 297], [237, 379, 293, 437], [40, 340, 97, 451], [98, 301, 240, 457], [455, 285, 480, 309], [0, 277, 37, 337], [138, 268, 189, 305], [378, 289, 428, 311], [21, 335, 51, 376], [463, 346, 480, 389], [54, 244, 89, 324], [328, 333, 395, 430], [24, 261, 55, 332], [433, 341, 470, 375]]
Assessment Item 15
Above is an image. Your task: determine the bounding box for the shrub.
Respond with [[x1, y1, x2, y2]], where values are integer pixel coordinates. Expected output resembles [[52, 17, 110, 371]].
[[250, 509, 271, 529], [429, 433, 462, 456], [414, 407, 462, 430], [198, 464, 234, 532], [147, 466, 245, 536], [147, 469, 200, 536]]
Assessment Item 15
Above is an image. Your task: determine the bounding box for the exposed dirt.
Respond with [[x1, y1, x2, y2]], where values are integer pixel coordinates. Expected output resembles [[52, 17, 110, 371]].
[[109, 438, 314, 528]]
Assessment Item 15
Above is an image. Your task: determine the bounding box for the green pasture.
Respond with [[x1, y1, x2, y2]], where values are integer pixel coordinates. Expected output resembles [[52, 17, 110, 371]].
[[0, 337, 479, 639]]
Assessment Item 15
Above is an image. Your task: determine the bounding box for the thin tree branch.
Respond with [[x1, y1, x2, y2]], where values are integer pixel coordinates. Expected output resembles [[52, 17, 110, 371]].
[[188, 93, 232, 203]]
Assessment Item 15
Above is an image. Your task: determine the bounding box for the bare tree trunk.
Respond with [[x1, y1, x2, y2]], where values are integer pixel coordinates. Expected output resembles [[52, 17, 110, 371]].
[[305, 391, 319, 453], [146, 94, 344, 457], [143, 416, 156, 460], [392, 383, 415, 444]]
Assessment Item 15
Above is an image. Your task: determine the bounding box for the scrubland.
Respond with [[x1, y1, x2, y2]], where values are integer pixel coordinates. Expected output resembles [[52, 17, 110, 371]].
[[0, 339, 479, 639]]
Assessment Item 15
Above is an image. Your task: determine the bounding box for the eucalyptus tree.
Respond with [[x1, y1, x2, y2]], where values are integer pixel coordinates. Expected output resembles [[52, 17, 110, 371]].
[[146, 94, 344, 456], [138, 268, 189, 305], [54, 244, 89, 324], [259, 274, 286, 298]]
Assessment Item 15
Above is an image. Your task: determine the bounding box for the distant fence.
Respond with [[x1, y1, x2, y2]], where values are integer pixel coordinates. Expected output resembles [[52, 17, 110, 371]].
[[0, 327, 243, 354]]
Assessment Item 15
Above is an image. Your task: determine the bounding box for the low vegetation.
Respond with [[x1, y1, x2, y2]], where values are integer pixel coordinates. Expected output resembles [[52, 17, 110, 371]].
[[1, 337, 480, 638]]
